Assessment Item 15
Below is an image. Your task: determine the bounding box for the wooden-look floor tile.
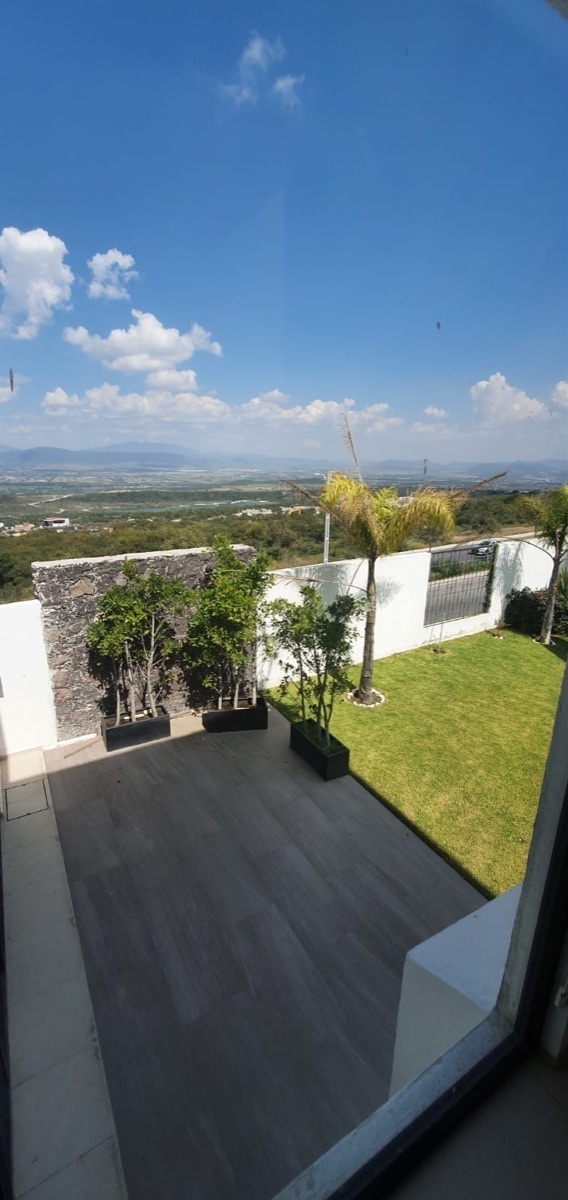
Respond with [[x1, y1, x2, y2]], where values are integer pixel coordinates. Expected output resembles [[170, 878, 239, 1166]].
[[46, 711, 483, 1200]]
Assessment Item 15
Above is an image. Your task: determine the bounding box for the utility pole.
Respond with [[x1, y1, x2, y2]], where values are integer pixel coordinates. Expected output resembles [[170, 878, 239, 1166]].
[[323, 503, 330, 564], [315, 472, 331, 563]]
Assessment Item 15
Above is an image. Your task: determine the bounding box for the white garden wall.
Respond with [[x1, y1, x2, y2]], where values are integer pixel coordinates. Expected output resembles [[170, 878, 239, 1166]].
[[421, 537, 552, 646], [0, 535, 555, 754], [0, 600, 57, 756], [258, 551, 431, 690], [258, 537, 554, 689]]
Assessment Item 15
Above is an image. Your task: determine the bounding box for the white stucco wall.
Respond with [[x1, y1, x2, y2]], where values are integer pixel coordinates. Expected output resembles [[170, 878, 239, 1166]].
[[258, 537, 552, 689], [491, 536, 552, 602], [0, 600, 57, 756], [0, 536, 555, 751], [258, 551, 432, 690]]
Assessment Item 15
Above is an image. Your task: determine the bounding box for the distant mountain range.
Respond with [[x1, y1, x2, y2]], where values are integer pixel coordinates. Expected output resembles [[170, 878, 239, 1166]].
[[0, 444, 192, 469], [0, 442, 566, 486]]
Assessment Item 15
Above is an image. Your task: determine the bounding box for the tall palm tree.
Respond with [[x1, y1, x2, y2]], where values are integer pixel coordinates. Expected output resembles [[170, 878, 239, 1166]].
[[319, 472, 455, 702], [520, 485, 568, 645], [286, 421, 504, 704]]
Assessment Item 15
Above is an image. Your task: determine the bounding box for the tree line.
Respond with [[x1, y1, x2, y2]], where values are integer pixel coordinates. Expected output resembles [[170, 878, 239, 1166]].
[[0, 490, 542, 605]]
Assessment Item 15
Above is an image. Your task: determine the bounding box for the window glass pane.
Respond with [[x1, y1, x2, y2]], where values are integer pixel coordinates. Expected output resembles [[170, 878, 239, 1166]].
[[1, 1, 566, 1199]]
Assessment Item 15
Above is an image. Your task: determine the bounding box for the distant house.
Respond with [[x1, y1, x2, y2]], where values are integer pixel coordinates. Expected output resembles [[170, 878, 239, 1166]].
[[237, 508, 274, 517], [8, 522, 34, 536], [42, 517, 70, 529]]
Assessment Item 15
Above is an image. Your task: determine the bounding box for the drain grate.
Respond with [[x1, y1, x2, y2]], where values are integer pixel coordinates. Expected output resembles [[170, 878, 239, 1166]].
[[6, 778, 48, 820]]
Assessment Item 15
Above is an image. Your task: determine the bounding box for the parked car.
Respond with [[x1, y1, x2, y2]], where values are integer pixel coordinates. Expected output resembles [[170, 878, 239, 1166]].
[[469, 540, 493, 557]]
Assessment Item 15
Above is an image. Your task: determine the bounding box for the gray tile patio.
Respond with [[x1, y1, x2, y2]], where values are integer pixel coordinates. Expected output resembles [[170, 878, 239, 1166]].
[[45, 708, 483, 1200]]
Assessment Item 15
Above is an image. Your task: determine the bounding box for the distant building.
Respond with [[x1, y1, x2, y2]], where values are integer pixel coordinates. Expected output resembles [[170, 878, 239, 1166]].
[[9, 522, 34, 536], [237, 508, 274, 517], [281, 505, 317, 515], [42, 517, 70, 529]]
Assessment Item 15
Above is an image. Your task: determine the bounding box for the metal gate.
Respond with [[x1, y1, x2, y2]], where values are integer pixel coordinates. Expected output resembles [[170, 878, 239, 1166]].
[[424, 543, 495, 626]]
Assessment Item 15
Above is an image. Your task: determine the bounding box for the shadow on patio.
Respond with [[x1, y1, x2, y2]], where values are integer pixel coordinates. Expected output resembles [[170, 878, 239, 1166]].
[[45, 707, 483, 1200]]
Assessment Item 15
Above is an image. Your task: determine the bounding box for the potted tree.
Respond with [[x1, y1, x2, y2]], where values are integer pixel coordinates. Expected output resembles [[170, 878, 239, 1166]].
[[183, 536, 271, 732], [87, 560, 192, 751], [267, 584, 362, 780]]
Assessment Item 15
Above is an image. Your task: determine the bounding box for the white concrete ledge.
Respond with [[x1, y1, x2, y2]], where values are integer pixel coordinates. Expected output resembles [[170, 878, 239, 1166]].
[[31, 543, 254, 569], [1, 749, 126, 1200], [389, 885, 521, 1097]]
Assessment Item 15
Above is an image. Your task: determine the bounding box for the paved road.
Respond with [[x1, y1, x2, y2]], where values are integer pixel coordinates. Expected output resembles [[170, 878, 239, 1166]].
[[424, 569, 490, 625]]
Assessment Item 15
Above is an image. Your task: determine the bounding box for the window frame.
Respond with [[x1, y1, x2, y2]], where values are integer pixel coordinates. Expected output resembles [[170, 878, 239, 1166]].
[[276, 667, 568, 1200]]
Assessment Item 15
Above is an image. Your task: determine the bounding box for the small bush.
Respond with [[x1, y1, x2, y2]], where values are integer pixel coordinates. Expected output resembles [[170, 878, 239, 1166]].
[[504, 579, 568, 636]]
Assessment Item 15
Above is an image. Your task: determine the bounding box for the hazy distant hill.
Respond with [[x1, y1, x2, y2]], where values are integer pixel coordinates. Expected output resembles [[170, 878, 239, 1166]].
[[0, 445, 188, 469], [91, 441, 206, 462], [0, 443, 565, 485], [360, 458, 568, 483]]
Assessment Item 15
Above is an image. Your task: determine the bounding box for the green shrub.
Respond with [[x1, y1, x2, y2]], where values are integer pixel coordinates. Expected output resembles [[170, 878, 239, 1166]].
[[183, 536, 270, 709], [504, 579, 568, 636]]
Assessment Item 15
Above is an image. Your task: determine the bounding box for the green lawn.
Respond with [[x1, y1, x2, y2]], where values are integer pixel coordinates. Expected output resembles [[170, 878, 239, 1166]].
[[270, 632, 567, 897]]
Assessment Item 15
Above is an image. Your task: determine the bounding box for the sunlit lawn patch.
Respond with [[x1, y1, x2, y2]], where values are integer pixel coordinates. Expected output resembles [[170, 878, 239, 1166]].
[[270, 631, 567, 896]]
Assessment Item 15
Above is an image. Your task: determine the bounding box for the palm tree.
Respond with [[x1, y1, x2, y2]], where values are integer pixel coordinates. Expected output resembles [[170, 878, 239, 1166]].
[[286, 420, 504, 704], [520, 485, 568, 645], [319, 473, 455, 702]]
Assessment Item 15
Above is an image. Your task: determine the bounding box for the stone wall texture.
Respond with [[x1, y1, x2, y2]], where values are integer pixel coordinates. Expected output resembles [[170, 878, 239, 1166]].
[[32, 546, 254, 741]]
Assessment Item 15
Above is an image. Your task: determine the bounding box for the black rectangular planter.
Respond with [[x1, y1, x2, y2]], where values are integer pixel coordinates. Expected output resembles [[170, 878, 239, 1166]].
[[290, 720, 350, 781], [202, 697, 268, 734], [102, 707, 171, 752]]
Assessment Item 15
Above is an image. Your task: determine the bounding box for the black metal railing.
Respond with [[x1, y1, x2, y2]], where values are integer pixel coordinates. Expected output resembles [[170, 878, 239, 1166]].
[[424, 544, 495, 626]]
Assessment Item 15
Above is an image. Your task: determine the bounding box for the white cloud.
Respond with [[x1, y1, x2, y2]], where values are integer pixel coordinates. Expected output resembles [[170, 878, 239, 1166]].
[[42, 386, 81, 413], [87, 249, 138, 300], [222, 32, 285, 105], [242, 388, 293, 410], [551, 381, 568, 409], [222, 83, 256, 106], [350, 402, 404, 433], [262, 387, 293, 403], [351, 402, 390, 425], [409, 421, 454, 437], [273, 75, 304, 108], [145, 368, 198, 391], [222, 33, 300, 107], [239, 393, 354, 424], [424, 405, 447, 419], [469, 372, 550, 424], [241, 32, 284, 71], [296, 399, 355, 425], [0, 226, 73, 339], [63, 309, 222, 373], [42, 381, 230, 424], [238, 394, 404, 433], [364, 415, 404, 433]]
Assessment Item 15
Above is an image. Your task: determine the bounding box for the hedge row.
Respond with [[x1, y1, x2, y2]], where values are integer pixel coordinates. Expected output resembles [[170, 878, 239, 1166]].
[[504, 583, 568, 636]]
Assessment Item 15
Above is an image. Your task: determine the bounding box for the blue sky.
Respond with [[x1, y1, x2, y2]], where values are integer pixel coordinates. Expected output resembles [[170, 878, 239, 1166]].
[[1, 0, 567, 461]]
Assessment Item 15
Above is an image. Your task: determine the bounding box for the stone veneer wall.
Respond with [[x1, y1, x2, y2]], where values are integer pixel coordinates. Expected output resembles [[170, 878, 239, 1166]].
[[32, 545, 254, 742]]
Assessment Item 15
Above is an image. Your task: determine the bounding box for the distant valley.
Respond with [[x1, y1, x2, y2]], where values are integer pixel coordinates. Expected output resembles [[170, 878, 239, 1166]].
[[0, 442, 565, 489]]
